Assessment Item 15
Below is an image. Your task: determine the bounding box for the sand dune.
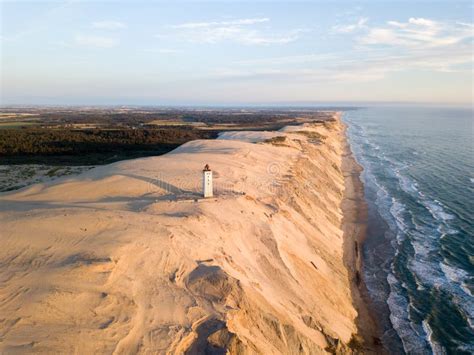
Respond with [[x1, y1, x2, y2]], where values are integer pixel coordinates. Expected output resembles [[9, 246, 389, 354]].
[[0, 114, 376, 354]]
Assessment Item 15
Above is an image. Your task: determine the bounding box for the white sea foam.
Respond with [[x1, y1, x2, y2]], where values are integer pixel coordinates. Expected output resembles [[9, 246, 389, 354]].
[[456, 344, 474, 353], [439, 262, 474, 329], [395, 170, 418, 194], [426, 200, 455, 221], [344, 110, 473, 352], [389, 198, 410, 235], [411, 239, 432, 258], [386, 273, 429, 353], [468, 315, 474, 330], [389, 161, 456, 229], [409, 258, 445, 287], [440, 262, 467, 284], [461, 283, 473, 297], [422, 320, 447, 355], [437, 224, 459, 236]]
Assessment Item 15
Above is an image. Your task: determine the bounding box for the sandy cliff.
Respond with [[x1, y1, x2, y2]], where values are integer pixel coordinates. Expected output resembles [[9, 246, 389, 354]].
[[0, 114, 376, 354]]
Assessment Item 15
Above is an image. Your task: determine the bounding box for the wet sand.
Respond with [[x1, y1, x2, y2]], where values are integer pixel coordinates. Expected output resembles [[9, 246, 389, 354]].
[[341, 121, 385, 353]]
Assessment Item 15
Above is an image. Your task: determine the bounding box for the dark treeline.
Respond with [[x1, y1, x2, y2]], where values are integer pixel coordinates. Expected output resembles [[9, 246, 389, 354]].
[[180, 111, 335, 124], [0, 128, 218, 165]]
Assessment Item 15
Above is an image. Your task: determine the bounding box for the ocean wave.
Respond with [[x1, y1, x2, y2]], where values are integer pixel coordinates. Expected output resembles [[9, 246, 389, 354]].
[[391, 165, 457, 230], [403, 244, 474, 332], [456, 344, 474, 353], [461, 283, 473, 297], [409, 258, 445, 287], [388, 198, 411, 240], [343, 110, 473, 353], [422, 320, 447, 355], [411, 238, 435, 258], [394, 168, 418, 194], [377, 193, 398, 232], [439, 262, 474, 326], [387, 273, 430, 354], [425, 200, 455, 221], [437, 224, 459, 236], [440, 262, 468, 285], [380, 150, 457, 228]]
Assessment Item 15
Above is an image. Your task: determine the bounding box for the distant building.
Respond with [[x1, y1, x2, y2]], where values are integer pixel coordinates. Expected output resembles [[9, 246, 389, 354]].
[[203, 164, 213, 198]]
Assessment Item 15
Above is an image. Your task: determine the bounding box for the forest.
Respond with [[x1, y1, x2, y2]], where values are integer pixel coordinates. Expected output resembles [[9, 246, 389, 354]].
[[0, 127, 217, 165]]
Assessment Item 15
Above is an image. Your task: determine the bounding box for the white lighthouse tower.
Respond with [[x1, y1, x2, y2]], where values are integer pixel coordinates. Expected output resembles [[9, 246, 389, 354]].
[[203, 164, 213, 198]]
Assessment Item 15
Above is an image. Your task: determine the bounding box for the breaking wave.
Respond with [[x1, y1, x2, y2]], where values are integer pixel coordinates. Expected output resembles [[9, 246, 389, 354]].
[[343, 107, 474, 354]]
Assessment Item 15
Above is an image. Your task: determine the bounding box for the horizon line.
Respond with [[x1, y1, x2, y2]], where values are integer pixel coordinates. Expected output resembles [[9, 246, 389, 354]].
[[1, 101, 472, 109]]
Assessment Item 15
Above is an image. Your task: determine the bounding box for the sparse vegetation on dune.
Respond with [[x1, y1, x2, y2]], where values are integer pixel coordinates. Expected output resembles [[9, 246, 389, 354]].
[[293, 130, 326, 143], [263, 136, 288, 146]]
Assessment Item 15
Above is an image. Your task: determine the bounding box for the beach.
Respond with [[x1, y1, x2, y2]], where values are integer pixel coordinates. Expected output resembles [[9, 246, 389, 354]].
[[0, 113, 380, 354], [340, 121, 382, 352]]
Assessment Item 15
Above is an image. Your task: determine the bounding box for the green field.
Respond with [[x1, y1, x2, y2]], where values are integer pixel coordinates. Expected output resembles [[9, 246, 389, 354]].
[[0, 121, 39, 129]]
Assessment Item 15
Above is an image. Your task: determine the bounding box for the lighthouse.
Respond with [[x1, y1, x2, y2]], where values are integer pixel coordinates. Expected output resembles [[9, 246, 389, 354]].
[[202, 164, 213, 198]]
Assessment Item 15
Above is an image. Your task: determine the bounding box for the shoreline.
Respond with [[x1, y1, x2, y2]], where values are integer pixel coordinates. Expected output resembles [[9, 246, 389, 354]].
[[340, 117, 384, 353]]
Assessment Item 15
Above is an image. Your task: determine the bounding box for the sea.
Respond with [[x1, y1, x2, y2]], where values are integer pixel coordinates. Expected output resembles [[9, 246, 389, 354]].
[[343, 106, 473, 354]]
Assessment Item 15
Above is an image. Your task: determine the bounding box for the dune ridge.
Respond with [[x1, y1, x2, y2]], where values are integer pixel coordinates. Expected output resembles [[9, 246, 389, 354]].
[[0, 113, 377, 354]]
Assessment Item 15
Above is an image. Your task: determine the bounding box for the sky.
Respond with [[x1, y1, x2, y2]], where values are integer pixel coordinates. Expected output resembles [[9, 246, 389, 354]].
[[1, 0, 473, 106]]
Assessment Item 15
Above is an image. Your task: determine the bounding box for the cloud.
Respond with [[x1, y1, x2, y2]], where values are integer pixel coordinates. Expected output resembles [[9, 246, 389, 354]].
[[91, 21, 127, 30], [74, 34, 119, 48], [408, 17, 437, 27], [210, 18, 473, 85], [210, 49, 470, 84], [457, 22, 474, 29], [172, 18, 269, 29], [210, 66, 387, 84], [164, 18, 303, 45], [332, 17, 368, 33], [234, 53, 338, 66], [360, 18, 472, 48]]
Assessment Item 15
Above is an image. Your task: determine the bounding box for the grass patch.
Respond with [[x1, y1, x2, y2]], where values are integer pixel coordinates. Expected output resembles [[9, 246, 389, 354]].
[[0, 122, 39, 129], [46, 167, 62, 177], [309, 119, 336, 129], [263, 136, 288, 146], [292, 130, 326, 143]]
